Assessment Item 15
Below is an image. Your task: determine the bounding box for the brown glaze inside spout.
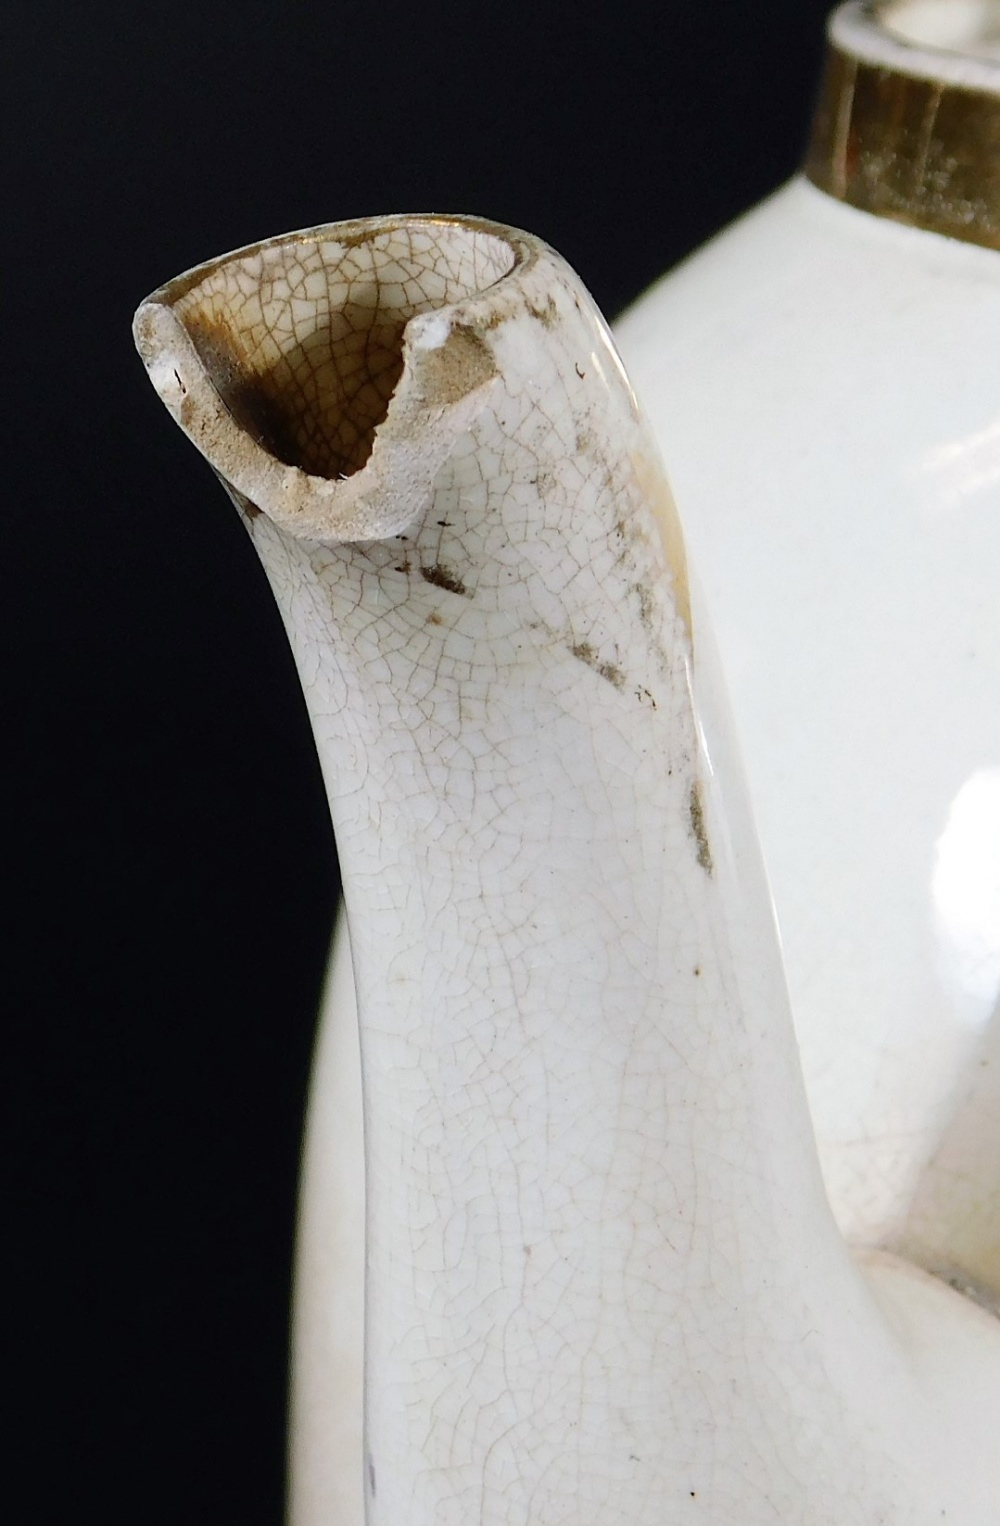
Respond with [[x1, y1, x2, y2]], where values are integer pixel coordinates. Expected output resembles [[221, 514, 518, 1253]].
[[171, 223, 517, 481]]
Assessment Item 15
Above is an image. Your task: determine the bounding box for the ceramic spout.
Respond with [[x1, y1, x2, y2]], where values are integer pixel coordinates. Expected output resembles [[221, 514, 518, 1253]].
[[136, 214, 1000, 1524]]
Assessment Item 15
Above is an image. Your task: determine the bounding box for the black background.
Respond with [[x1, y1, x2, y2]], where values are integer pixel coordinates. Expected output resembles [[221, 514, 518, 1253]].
[[6, 2, 832, 1519]]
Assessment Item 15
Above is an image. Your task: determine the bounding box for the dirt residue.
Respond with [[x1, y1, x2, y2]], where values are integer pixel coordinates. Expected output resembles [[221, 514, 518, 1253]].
[[688, 780, 714, 875], [421, 563, 470, 598], [571, 641, 625, 691]]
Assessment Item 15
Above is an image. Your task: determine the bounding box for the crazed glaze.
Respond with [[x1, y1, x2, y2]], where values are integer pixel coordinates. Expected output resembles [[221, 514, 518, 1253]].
[[137, 216, 1000, 1524]]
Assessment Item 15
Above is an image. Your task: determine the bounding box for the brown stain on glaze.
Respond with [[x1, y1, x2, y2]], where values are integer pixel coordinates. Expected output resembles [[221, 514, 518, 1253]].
[[421, 563, 471, 598], [570, 641, 626, 691], [184, 311, 322, 472], [527, 294, 558, 328], [688, 780, 714, 876], [182, 304, 408, 482], [629, 448, 692, 644]]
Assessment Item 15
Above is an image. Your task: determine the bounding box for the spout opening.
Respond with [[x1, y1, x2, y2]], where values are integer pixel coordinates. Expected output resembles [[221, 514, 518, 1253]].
[[164, 220, 517, 482]]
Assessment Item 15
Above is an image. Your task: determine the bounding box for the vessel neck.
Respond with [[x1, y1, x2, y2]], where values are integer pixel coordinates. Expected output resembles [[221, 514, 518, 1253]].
[[806, 0, 1000, 248]]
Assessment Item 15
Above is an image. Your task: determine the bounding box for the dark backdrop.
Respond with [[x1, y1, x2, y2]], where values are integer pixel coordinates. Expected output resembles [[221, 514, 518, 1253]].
[[5, 3, 831, 1520]]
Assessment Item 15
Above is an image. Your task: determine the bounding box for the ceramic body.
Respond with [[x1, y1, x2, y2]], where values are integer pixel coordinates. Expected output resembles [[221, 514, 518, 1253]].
[[137, 197, 1000, 1523], [616, 33, 1000, 1297]]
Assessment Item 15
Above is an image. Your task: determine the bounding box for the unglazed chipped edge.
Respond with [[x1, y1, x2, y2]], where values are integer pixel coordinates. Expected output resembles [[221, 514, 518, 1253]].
[[138, 217, 528, 543], [136, 215, 1000, 1524]]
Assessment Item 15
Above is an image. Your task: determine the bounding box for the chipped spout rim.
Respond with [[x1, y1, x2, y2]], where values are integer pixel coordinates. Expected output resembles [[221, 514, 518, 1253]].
[[132, 214, 545, 544]]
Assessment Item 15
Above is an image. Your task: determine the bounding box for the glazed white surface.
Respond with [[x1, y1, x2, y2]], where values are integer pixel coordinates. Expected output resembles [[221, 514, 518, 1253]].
[[617, 176, 1000, 1292], [137, 213, 1000, 1523]]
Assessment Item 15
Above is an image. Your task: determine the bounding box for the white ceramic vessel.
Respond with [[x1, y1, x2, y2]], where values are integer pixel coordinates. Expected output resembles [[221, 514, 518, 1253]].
[[617, 0, 1000, 1299], [135, 183, 1000, 1522]]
